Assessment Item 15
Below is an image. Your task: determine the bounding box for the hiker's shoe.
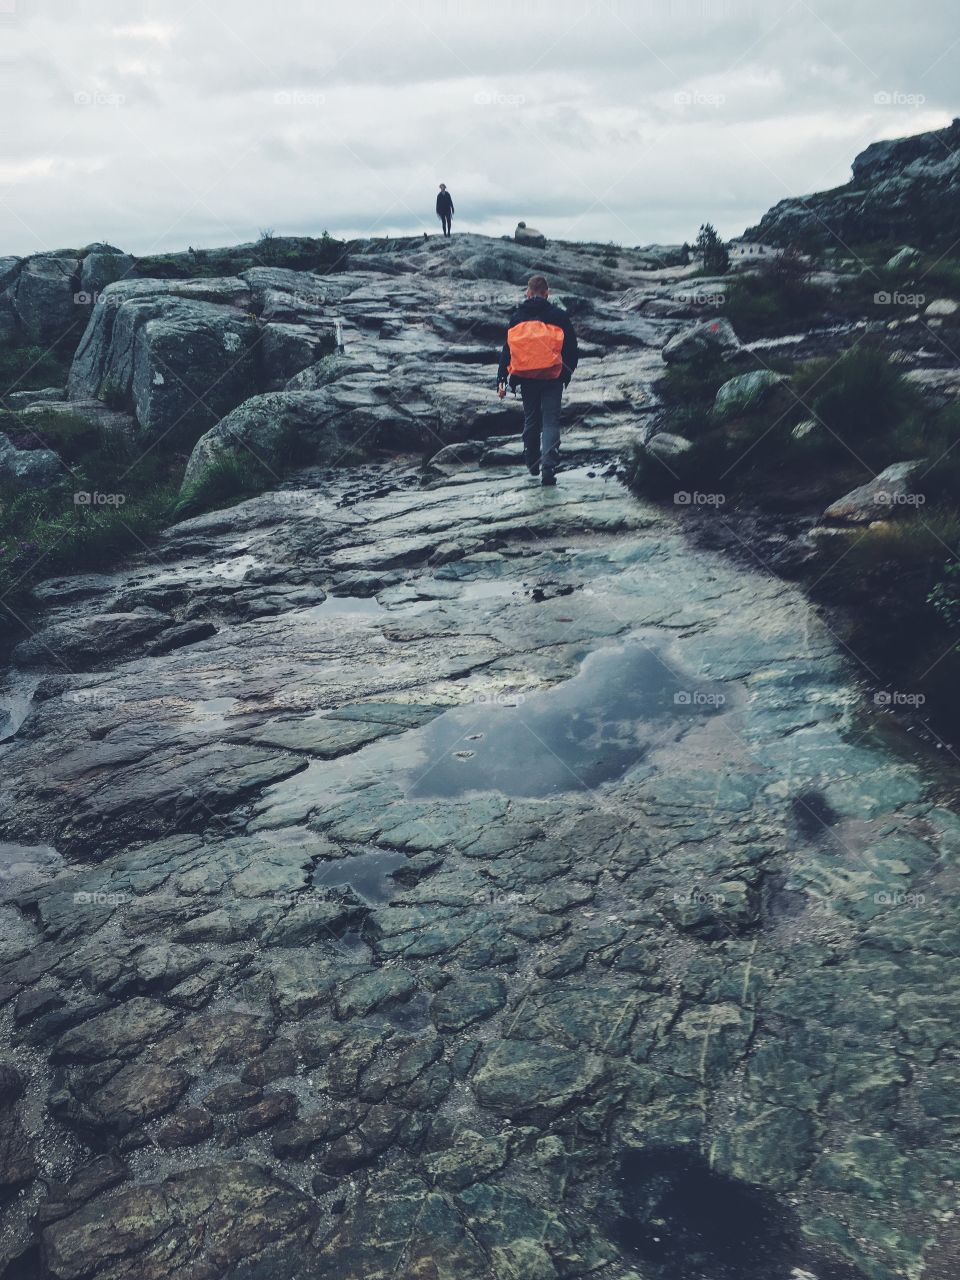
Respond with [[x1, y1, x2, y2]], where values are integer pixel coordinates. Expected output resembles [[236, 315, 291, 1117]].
[[541, 469, 556, 486], [527, 461, 540, 476]]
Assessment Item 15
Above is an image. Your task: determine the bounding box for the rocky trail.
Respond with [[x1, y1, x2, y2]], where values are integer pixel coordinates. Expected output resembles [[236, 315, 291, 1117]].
[[0, 233, 958, 1280]]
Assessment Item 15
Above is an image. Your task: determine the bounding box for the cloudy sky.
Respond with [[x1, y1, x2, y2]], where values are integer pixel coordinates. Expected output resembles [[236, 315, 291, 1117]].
[[0, 0, 955, 256]]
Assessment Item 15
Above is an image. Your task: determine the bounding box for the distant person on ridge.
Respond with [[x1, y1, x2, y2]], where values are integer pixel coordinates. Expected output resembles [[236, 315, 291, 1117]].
[[497, 275, 578, 486], [436, 183, 454, 236]]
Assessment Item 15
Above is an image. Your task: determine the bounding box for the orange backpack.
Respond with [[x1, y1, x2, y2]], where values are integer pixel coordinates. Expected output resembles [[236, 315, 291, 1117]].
[[507, 319, 564, 379]]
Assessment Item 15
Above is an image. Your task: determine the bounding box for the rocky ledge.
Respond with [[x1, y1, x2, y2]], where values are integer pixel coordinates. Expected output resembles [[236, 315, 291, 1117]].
[[0, 220, 958, 1280]]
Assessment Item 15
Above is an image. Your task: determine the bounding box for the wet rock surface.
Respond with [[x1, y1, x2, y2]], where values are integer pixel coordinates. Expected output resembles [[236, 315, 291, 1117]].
[[0, 237, 957, 1280]]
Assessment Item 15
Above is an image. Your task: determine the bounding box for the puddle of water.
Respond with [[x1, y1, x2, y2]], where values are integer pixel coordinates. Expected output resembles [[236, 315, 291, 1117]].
[[614, 1147, 800, 1280], [409, 639, 725, 798], [295, 596, 385, 622], [187, 696, 240, 733], [312, 848, 408, 905]]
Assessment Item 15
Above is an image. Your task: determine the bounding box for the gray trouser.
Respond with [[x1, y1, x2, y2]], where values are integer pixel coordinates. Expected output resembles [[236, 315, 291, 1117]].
[[520, 378, 563, 471]]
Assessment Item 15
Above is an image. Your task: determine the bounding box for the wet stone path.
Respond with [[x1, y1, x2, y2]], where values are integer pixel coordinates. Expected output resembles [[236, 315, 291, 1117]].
[[1, 458, 959, 1280]]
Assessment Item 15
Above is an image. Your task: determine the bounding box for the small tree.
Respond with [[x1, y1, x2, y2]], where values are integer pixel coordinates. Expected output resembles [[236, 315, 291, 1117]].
[[695, 223, 729, 275], [679, 241, 691, 265]]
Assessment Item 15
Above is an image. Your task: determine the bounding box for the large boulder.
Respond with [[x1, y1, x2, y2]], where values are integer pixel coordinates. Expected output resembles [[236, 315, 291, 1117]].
[[179, 389, 358, 501], [713, 369, 785, 419], [644, 431, 694, 464], [745, 119, 960, 247], [0, 432, 63, 489], [823, 461, 926, 523], [79, 251, 135, 302], [285, 353, 374, 391], [12, 254, 82, 341], [662, 317, 740, 364], [68, 278, 258, 440], [514, 222, 546, 250], [259, 322, 333, 390], [0, 256, 21, 290]]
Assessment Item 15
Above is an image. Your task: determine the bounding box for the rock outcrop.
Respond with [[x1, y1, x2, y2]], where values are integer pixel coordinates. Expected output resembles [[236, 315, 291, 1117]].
[[0, 245, 135, 345], [823, 460, 926, 523], [514, 221, 547, 249], [745, 117, 960, 247]]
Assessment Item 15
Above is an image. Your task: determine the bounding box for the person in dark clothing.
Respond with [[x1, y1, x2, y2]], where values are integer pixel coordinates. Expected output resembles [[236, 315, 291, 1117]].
[[436, 183, 454, 236], [496, 275, 578, 485]]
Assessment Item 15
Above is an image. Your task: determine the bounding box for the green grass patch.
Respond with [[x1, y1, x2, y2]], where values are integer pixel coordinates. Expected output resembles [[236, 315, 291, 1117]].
[[0, 341, 73, 398], [0, 430, 183, 609]]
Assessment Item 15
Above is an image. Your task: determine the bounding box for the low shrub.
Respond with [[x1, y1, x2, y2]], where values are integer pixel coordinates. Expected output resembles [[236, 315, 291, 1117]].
[[0, 342, 73, 398]]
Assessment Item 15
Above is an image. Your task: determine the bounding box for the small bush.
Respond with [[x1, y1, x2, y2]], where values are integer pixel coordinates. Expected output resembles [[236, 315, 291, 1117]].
[[791, 346, 922, 457], [724, 271, 829, 340], [0, 342, 72, 398], [0, 408, 99, 462]]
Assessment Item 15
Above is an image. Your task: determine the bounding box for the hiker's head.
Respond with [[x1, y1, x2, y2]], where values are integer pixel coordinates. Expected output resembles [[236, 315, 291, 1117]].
[[439, 183, 446, 190], [527, 275, 549, 299]]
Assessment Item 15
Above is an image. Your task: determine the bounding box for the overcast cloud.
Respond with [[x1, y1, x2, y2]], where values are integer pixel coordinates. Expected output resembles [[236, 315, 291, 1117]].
[[0, 0, 956, 256]]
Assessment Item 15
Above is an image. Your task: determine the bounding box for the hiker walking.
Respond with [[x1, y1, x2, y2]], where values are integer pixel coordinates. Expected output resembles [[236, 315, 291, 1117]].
[[496, 275, 578, 486], [436, 183, 454, 236]]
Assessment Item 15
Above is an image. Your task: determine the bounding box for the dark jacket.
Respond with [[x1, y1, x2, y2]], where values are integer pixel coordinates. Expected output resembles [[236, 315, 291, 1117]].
[[497, 295, 579, 389], [436, 190, 454, 216]]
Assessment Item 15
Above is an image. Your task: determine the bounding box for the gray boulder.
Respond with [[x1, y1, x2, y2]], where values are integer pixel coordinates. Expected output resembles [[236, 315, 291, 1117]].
[[662, 317, 740, 364], [823, 461, 926, 523], [180, 390, 357, 501], [0, 256, 21, 290], [925, 298, 958, 318], [69, 278, 258, 439], [13, 255, 82, 341], [514, 222, 546, 250], [240, 266, 348, 317], [645, 432, 693, 463], [285, 353, 374, 391], [885, 246, 921, 272], [259, 323, 333, 390], [0, 433, 63, 489], [79, 251, 135, 301], [713, 369, 785, 419]]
